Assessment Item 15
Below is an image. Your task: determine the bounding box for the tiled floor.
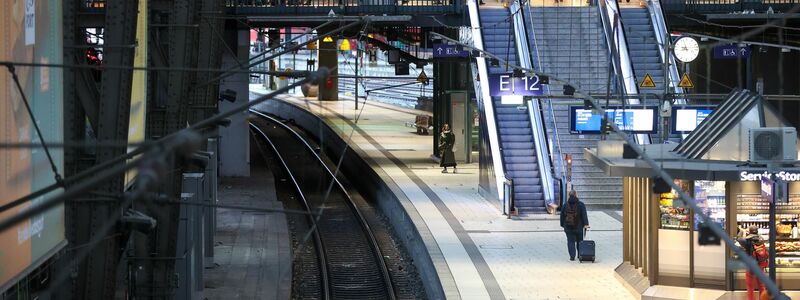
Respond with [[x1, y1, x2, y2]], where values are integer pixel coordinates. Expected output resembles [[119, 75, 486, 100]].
[[251, 85, 633, 299]]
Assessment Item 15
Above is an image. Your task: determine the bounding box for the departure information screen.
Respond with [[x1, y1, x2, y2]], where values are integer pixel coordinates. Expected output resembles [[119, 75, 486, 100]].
[[570, 106, 657, 133], [672, 107, 714, 133]]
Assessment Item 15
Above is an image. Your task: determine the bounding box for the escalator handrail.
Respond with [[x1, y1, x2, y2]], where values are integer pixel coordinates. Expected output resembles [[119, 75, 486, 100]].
[[522, 3, 566, 182], [647, 0, 685, 103], [511, 0, 555, 207], [468, 0, 510, 206], [598, 0, 651, 144]]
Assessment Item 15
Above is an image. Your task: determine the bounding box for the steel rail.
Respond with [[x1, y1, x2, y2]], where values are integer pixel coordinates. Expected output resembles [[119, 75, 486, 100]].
[[249, 123, 331, 300], [251, 110, 397, 300]]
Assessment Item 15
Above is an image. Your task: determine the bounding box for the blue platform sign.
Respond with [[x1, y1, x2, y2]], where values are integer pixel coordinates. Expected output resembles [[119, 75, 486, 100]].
[[488, 73, 544, 96], [432, 43, 469, 58], [713, 45, 750, 59]]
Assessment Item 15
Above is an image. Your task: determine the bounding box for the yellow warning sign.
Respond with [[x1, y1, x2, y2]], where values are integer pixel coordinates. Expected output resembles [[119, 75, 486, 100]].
[[339, 39, 351, 51], [678, 73, 694, 89], [322, 36, 333, 43], [640, 73, 656, 88], [417, 70, 429, 85]]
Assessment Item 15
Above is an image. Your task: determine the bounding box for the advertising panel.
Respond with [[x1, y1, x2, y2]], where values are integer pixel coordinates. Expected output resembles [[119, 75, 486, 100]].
[[569, 106, 657, 133], [671, 106, 714, 133], [0, 0, 66, 291]]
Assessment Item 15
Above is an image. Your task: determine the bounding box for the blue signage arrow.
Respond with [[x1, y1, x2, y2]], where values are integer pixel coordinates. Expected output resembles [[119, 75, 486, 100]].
[[432, 43, 469, 58]]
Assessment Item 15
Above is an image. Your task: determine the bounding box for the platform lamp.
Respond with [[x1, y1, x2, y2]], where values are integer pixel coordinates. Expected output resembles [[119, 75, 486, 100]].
[[564, 84, 576, 96]]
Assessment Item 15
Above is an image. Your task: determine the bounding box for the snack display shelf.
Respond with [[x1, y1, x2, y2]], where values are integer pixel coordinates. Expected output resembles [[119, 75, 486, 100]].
[[662, 224, 689, 230]]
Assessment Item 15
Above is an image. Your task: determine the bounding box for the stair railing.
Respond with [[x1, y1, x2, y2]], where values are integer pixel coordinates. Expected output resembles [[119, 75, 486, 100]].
[[467, 0, 511, 213], [511, 0, 555, 209], [597, 0, 650, 144]]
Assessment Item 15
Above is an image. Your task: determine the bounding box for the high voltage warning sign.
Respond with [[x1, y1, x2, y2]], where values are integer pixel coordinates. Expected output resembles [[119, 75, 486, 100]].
[[640, 73, 656, 88], [417, 70, 429, 85], [678, 73, 694, 88]]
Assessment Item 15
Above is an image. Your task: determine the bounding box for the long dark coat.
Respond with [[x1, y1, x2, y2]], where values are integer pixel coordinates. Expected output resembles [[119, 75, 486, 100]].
[[439, 131, 457, 167]]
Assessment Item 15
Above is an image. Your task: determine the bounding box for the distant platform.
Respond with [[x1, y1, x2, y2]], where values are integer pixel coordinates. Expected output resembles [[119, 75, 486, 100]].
[[251, 85, 633, 299]]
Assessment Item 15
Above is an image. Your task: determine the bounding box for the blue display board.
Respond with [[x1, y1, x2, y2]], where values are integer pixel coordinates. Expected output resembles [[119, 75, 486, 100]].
[[569, 106, 657, 133], [671, 106, 714, 133]]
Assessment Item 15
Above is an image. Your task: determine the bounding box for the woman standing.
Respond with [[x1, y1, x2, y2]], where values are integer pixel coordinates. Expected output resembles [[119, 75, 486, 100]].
[[439, 123, 458, 173]]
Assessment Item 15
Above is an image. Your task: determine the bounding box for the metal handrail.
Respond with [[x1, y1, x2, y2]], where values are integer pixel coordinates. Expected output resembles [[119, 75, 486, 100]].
[[647, 0, 685, 103], [511, 0, 555, 208], [467, 0, 510, 210], [522, 2, 566, 189], [597, 0, 651, 144]]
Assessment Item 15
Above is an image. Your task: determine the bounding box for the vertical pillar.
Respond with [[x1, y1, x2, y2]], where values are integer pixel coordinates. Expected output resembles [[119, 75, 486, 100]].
[[218, 29, 250, 176], [268, 29, 280, 90], [318, 37, 338, 101]]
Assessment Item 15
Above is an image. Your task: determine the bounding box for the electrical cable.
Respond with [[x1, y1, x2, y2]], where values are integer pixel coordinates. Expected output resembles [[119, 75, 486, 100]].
[[0, 70, 320, 216], [3, 64, 64, 186]]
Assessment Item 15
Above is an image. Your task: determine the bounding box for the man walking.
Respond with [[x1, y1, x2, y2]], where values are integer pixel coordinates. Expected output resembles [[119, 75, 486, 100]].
[[560, 190, 589, 261]]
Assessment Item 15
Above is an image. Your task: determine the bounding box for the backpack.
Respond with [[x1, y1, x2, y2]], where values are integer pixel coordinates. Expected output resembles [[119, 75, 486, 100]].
[[753, 242, 769, 266], [565, 203, 578, 227]]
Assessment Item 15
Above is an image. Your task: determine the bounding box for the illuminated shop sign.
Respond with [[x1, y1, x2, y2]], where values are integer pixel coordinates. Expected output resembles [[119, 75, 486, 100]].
[[740, 171, 800, 182]]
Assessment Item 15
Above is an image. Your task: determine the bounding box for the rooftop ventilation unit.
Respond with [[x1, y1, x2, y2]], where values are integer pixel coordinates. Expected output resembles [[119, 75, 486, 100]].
[[748, 127, 797, 162]]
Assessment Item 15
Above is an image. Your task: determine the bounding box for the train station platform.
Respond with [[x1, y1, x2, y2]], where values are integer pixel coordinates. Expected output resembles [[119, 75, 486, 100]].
[[250, 85, 633, 299]]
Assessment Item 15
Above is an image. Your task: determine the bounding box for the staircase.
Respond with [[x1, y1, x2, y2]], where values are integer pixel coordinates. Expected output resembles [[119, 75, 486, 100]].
[[480, 7, 545, 214], [526, 7, 622, 209], [621, 7, 665, 94]]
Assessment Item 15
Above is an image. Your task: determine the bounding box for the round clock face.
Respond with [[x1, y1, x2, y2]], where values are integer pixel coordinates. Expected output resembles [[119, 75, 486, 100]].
[[674, 37, 700, 63]]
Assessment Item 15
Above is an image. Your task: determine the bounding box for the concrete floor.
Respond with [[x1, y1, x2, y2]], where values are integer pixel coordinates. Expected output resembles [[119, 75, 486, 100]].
[[204, 168, 291, 300]]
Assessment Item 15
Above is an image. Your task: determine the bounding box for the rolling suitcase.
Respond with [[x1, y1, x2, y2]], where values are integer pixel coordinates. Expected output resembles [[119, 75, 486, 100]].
[[578, 229, 595, 263]]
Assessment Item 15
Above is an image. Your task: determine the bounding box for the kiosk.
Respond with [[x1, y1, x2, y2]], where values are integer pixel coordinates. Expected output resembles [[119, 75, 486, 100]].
[[586, 90, 800, 298]]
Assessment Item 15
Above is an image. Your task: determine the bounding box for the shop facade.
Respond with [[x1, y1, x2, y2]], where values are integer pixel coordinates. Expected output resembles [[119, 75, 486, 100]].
[[619, 175, 800, 292], [586, 90, 800, 298]]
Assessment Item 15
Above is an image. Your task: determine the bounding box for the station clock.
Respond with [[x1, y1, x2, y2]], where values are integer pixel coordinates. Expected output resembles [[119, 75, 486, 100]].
[[673, 36, 700, 63]]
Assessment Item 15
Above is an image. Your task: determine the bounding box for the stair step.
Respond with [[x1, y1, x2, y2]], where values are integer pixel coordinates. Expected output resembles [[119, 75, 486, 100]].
[[502, 142, 535, 149], [506, 163, 538, 171], [502, 149, 535, 156], [504, 156, 537, 163], [500, 135, 533, 142], [507, 170, 540, 178]]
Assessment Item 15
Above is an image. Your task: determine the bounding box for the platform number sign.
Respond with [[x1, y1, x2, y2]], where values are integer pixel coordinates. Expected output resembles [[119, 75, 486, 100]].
[[488, 73, 544, 97]]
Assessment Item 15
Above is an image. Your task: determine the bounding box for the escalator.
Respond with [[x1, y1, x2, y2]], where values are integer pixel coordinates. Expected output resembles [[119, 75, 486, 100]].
[[621, 7, 665, 93], [471, 4, 551, 214], [522, 4, 623, 209]]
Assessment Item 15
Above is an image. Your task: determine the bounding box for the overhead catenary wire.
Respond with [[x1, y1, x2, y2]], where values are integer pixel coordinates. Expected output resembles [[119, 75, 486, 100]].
[[3, 64, 63, 186]]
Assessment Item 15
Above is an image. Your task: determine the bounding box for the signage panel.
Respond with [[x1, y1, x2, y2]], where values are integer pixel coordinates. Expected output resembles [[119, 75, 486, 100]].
[[488, 73, 544, 97], [432, 43, 469, 58], [713, 44, 750, 59], [671, 106, 714, 133], [569, 106, 657, 133], [740, 171, 800, 182]]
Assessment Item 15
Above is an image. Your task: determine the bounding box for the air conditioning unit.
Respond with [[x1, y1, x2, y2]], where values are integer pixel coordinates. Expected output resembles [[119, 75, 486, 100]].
[[749, 127, 797, 162]]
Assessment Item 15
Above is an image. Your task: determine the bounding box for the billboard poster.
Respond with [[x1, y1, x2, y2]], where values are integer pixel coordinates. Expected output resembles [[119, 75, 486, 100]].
[[0, 0, 65, 291]]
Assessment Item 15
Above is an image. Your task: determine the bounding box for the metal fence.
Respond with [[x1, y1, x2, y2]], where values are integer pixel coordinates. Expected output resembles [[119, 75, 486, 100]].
[[225, 0, 464, 15], [661, 0, 800, 13]]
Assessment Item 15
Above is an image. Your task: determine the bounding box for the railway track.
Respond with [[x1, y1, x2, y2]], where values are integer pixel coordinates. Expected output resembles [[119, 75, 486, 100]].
[[249, 111, 397, 300]]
